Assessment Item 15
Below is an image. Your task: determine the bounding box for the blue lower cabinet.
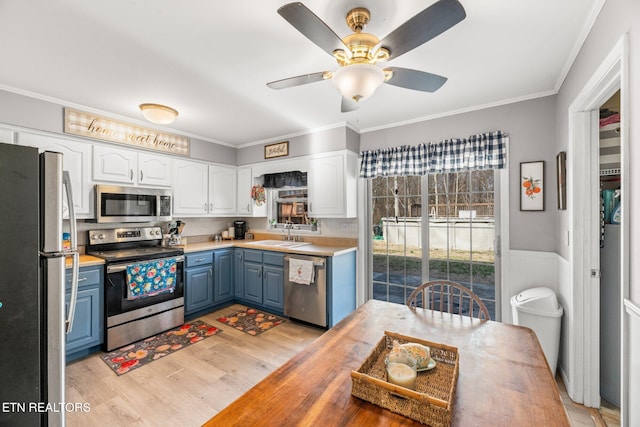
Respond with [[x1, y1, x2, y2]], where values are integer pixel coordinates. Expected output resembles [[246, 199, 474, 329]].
[[326, 251, 357, 327], [65, 265, 103, 361], [241, 250, 284, 312], [243, 261, 263, 305], [184, 246, 355, 326], [185, 249, 235, 316], [233, 249, 244, 299], [214, 249, 234, 303], [263, 265, 284, 310], [185, 264, 214, 314]]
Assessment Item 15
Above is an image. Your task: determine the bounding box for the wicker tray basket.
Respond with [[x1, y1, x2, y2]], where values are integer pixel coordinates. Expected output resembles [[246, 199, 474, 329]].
[[351, 331, 459, 426]]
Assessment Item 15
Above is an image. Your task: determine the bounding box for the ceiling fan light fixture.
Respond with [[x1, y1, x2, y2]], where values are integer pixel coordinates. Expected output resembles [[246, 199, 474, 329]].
[[139, 103, 179, 124], [332, 63, 384, 102]]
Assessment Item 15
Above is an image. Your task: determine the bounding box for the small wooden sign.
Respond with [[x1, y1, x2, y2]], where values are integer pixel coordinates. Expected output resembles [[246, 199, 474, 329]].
[[264, 141, 288, 159], [64, 108, 190, 156]]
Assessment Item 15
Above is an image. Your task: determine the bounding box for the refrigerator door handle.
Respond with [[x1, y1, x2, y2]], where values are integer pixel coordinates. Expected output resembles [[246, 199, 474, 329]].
[[63, 171, 77, 251], [62, 171, 80, 334], [65, 251, 79, 334]]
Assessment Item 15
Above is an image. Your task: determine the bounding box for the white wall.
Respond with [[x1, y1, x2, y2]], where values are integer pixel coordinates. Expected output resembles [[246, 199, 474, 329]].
[[0, 89, 238, 166], [237, 125, 358, 166], [360, 95, 558, 253], [553, 0, 639, 419]]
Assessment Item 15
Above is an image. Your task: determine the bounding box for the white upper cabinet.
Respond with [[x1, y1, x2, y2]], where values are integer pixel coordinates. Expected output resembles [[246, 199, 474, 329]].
[[209, 165, 237, 215], [237, 167, 253, 216], [172, 160, 237, 216], [0, 128, 15, 144], [93, 145, 171, 187], [172, 159, 209, 215], [308, 151, 357, 218], [138, 152, 172, 187], [236, 167, 267, 217], [18, 133, 93, 217], [93, 145, 138, 184]]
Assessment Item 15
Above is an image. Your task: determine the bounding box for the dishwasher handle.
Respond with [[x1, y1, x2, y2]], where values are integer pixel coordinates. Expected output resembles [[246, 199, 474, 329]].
[[283, 256, 325, 267]]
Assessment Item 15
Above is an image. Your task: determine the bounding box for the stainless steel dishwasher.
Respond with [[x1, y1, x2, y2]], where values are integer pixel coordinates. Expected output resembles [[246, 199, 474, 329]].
[[284, 255, 327, 327]]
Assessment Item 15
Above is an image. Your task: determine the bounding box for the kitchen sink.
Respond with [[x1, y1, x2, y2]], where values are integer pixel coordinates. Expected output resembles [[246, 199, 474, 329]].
[[276, 241, 311, 248], [246, 240, 311, 248]]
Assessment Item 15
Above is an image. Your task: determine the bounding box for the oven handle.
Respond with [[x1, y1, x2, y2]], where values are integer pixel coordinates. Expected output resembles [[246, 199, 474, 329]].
[[107, 255, 185, 274]]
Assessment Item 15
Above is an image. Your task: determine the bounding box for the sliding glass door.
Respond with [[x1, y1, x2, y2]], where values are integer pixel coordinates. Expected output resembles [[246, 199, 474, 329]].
[[370, 171, 497, 319]]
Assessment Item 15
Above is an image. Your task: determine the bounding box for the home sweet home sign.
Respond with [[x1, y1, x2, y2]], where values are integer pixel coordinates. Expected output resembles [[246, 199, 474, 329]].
[[64, 108, 190, 156]]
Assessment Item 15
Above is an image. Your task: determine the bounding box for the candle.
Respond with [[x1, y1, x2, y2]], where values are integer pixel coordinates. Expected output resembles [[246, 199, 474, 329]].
[[386, 361, 417, 390]]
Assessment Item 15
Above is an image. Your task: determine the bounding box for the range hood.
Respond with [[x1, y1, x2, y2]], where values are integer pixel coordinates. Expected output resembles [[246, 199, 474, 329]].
[[262, 171, 307, 188]]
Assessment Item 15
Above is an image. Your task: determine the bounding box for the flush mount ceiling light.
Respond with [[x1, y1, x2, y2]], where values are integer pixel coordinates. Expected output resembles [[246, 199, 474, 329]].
[[139, 103, 178, 124]]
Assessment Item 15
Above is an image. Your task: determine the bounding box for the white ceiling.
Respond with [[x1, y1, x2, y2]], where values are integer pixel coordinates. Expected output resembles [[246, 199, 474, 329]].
[[0, 0, 600, 147]]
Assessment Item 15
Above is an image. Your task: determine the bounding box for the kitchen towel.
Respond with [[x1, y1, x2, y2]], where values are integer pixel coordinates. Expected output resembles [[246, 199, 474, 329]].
[[289, 258, 315, 285], [126, 259, 177, 300]]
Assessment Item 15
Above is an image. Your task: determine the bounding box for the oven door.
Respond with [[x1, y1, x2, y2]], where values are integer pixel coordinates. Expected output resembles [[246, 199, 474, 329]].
[[105, 256, 184, 318]]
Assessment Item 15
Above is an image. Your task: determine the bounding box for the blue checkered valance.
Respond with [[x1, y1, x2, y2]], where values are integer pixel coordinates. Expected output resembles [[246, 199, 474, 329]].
[[359, 131, 508, 178]]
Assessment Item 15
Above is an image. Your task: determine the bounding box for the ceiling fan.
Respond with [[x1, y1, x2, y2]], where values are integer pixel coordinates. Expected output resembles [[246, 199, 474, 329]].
[[267, 0, 466, 112]]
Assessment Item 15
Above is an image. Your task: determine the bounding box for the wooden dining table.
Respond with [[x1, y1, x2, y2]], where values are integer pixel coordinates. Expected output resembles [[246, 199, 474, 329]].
[[203, 299, 570, 426]]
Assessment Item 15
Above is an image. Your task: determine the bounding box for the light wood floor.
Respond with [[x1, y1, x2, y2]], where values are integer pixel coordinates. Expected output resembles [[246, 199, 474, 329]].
[[557, 374, 621, 427], [65, 304, 324, 427], [66, 304, 618, 427]]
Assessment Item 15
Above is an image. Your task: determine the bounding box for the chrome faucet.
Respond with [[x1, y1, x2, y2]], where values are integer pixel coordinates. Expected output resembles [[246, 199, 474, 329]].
[[283, 223, 293, 241]]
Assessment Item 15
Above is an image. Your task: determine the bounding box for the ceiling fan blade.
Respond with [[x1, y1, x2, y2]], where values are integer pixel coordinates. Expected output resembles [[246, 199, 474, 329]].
[[341, 97, 359, 113], [375, 0, 466, 61], [267, 72, 327, 90], [384, 67, 447, 92], [278, 2, 351, 58]]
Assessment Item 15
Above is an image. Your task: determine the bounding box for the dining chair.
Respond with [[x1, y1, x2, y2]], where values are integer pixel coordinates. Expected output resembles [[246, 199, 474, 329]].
[[406, 280, 490, 320]]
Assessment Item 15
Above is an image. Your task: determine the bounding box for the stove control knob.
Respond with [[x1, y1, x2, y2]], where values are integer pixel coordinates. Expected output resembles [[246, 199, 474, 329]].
[[98, 233, 105, 240]]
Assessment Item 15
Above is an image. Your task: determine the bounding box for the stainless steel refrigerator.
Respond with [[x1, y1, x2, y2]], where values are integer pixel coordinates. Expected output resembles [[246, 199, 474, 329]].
[[0, 142, 80, 426]]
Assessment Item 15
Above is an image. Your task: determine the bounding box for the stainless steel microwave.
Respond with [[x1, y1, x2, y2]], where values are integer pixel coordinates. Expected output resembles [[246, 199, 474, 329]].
[[95, 185, 172, 223]]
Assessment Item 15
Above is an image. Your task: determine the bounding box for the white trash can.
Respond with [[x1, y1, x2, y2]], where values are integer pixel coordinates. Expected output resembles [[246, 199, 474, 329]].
[[510, 287, 563, 375]]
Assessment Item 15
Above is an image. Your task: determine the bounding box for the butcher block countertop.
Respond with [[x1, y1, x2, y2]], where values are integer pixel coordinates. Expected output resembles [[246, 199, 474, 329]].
[[179, 234, 357, 257], [67, 255, 105, 268], [69, 234, 356, 267]]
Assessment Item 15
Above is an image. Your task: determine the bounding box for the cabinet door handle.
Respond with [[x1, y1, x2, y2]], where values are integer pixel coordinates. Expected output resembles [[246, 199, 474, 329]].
[[130, 169, 134, 181], [67, 277, 87, 284], [259, 267, 262, 278], [209, 269, 212, 277], [247, 203, 250, 211], [140, 170, 144, 182], [209, 202, 213, 212], [204, 203, 208, 212], [195, 258, 206, 262]]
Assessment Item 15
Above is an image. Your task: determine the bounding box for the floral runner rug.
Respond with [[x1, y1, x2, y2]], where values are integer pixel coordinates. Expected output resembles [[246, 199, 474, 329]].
[[100, 320, 222, 375], [216, 307, 285, 336]]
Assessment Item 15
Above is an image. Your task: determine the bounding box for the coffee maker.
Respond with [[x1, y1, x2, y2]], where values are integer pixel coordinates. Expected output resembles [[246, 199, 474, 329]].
[[234, 221, 247, 240]]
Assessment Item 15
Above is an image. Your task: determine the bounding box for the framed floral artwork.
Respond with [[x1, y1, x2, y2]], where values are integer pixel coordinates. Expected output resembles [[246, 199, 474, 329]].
[[520, 161, 544, 211]]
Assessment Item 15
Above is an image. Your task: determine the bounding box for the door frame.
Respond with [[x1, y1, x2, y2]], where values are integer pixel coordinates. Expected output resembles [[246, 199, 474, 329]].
[[496, 166, 510, 322], [567, 34, 629, 420]]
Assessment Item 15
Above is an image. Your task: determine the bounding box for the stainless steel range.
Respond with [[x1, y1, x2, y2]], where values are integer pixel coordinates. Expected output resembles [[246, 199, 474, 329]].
[[87, 226, 185, 351]]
